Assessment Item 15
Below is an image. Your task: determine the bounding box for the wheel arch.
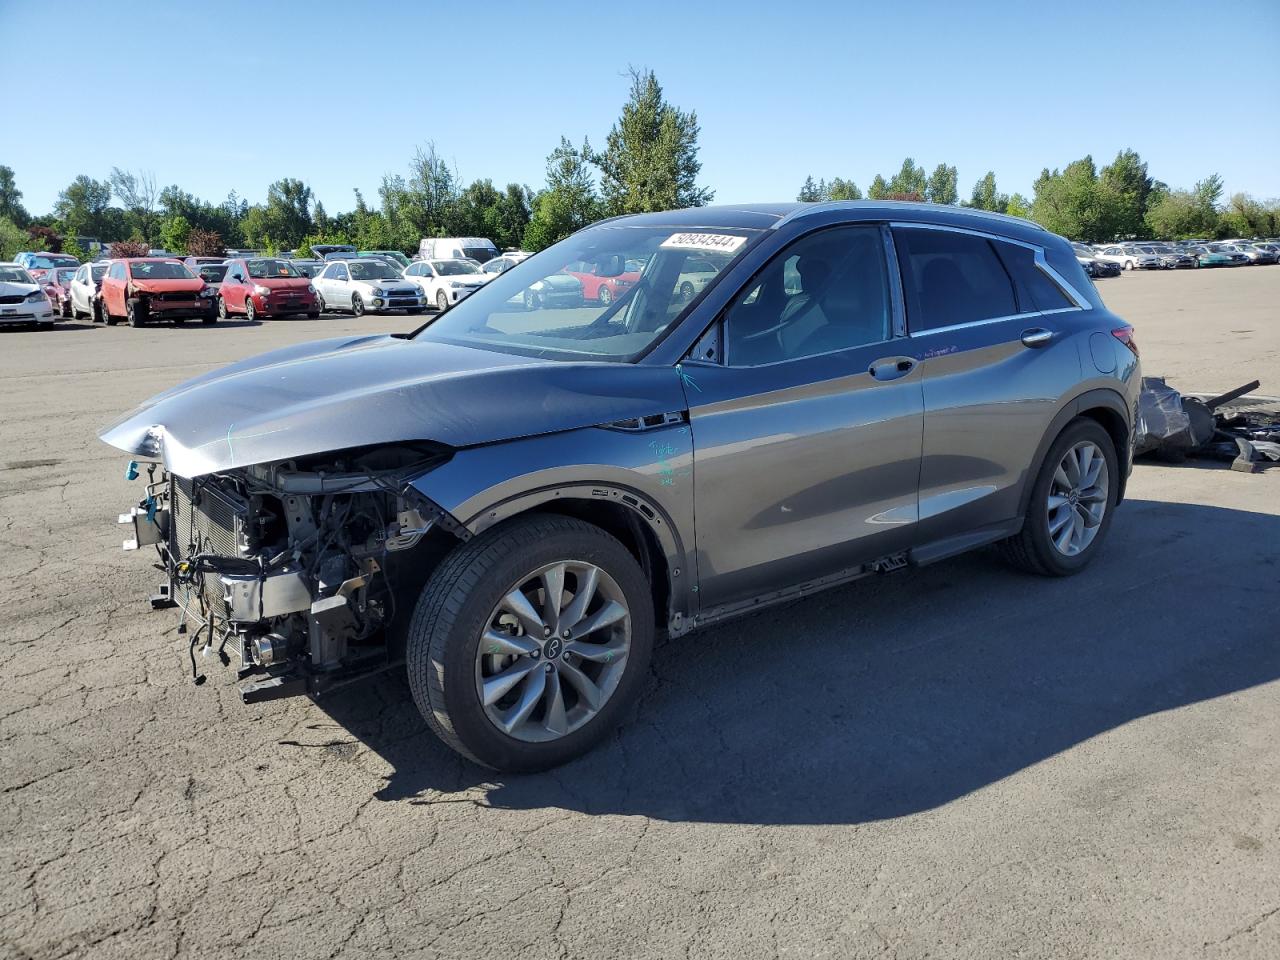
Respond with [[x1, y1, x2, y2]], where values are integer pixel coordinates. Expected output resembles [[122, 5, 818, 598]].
[[1018, 387, 1132, 519], [464, 486, 687, 638]]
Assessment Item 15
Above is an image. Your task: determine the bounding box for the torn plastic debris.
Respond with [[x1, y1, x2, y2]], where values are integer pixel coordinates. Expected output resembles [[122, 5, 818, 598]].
[[1135, 377, 1280, 472]]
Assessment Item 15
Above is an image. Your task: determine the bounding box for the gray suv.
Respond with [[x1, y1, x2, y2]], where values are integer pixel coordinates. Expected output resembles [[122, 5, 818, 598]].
[[102, 201, 1140, 772]]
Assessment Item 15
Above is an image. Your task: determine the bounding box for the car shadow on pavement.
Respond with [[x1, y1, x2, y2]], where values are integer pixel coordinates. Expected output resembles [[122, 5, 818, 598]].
[[315, 497, 1280, 825]]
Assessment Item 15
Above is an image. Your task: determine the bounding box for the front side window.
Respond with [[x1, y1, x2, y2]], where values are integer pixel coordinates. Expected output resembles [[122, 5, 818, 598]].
[[722, 225, 891, 366], [894, 228, 1018, 332], [414, 225, 757, 361]]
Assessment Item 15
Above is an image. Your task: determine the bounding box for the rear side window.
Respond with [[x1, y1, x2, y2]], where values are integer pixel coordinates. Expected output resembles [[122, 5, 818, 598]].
[[893, 228, 1017, 332], [995, 242, 1076, 311]]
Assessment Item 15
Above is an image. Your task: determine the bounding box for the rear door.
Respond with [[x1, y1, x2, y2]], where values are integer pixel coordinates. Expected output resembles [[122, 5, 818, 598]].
[[892, 224, 1088, 543], [685, 223, 924, 611]]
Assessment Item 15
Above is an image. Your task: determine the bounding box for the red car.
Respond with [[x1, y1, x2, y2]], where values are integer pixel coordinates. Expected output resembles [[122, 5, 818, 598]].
[[563, 258, 642, 305], [217, 257, 320, 321], [99, 258, 218, 327], [42, 266, 79, 318]]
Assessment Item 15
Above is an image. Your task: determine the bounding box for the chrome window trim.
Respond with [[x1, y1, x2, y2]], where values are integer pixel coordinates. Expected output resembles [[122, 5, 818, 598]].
[[890, 220, 1092, 312]]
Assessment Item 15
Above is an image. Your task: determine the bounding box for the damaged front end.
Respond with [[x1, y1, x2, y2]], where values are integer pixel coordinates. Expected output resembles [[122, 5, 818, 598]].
[[119, 443, 466, 702]]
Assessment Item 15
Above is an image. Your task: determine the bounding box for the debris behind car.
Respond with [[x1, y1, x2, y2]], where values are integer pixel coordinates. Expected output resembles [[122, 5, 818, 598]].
[[1135, 377, 1279, 472]]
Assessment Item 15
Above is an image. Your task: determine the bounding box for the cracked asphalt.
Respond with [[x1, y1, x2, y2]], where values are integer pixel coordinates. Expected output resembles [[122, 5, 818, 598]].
[[2, 268, 1278, 959]]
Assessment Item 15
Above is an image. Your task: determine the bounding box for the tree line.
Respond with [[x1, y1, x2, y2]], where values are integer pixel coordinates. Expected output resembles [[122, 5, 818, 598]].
[[797, 149, 1278, 242], [2, 70, 1277, 263]]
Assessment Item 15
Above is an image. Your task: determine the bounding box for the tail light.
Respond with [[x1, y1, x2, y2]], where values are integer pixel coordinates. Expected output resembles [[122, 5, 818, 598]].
[[1111, 326, 1139, 357]]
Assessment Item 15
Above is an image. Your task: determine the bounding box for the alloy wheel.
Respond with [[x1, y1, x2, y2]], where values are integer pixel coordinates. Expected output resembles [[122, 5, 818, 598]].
[[217, 296, 228, 319], [245, 298, 256, 322], [1046, 440, 1109, 557], [598, 285, 612, 305], [352, 294, 364, 317], [475, 560, 631, 743]]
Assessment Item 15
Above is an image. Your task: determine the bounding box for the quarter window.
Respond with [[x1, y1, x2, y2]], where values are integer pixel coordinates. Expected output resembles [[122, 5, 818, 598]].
[[893, 228, 1018, 332], [723, 225, 891, 366], [995, 242, 1076, 311]]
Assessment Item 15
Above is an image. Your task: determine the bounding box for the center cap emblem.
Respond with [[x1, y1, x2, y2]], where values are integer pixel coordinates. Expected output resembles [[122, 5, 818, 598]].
[[543, 638, 563, 660]]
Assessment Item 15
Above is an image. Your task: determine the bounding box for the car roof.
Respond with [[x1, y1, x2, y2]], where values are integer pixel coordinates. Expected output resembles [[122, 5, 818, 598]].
[[596, 200, 1051, 243]]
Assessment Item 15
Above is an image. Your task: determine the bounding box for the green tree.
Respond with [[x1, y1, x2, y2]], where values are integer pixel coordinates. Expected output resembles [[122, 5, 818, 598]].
[[867, 174, 890, 200], [1220, 193, 1280, 238], [158, 215, 192, 254], [827, 177, 862, 201], [262, 178, 313, 248], [968, 171, 1008, 212], [797, 176, 823, 202], [1098, 149, 1153, 239], [1144, 189, 1219, 239], [925, 163, 958, 205], [594, 67, 713, 215], [1030, 157, 1114, 241], [0, 166, 28, 227], [524, 138, 602, 251], [0, 216, 28, 260], [1006, 193, 1032, 219], [186, 229, 225, 257], [886, 158, 927, 198], [108, 167, 159, 241], [54, 175, 113, 239]]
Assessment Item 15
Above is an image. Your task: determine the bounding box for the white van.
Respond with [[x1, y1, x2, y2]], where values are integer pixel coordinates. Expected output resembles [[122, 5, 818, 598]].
[[418, 237, 498, 264]]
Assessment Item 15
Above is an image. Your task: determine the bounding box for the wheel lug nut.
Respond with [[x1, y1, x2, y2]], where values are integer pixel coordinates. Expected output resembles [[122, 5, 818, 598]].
[[531, 649, 540, 659], [543, 627, 551, 637], [544, 663, 554, 673], [561, 629, 570, 639]]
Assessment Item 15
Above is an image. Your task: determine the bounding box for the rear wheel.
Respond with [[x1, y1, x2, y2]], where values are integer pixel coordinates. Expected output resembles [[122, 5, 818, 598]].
[[598, 285, 613, 305], [315, 293, 326, 314], [680, 280, 695, 301], [407, 514, 654, 772], [307, 311, 321, 319], [998, 418, 1118, 576]]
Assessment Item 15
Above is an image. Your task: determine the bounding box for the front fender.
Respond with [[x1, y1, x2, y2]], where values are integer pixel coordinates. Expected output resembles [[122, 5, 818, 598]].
[[409, 423, 697, 627]]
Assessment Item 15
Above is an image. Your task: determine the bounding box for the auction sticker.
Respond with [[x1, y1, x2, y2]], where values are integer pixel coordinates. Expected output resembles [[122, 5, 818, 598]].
[[660, 232, 747, 253]]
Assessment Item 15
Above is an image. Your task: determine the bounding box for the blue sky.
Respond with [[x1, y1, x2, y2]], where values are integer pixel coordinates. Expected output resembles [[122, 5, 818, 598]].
[[3, 0, 1278, 215]]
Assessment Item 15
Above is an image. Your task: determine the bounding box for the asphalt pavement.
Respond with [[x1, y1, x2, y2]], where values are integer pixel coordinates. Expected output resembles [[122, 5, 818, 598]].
[[1, 267, 1277, 959]]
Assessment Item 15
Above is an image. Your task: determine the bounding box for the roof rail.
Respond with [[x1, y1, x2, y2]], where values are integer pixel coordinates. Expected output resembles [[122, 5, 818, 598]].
[[774, 200, 1047, 232]]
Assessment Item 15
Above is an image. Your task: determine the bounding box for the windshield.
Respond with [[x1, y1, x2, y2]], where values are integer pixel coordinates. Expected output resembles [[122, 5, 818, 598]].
[[55, 268, 77, 284], [348, 260, 401, 281], [414, 225, 756, 361], [198, 265, 229, 283], [91, 264, 107, 280], [31, 255, 78, 270], [0, 266, 35, 284], [362, 250, 410, 267], [130, 261, 194, 280], [433, 259, 480, 276], [248, 259, 301, 278], [291, 261, 322, 277]]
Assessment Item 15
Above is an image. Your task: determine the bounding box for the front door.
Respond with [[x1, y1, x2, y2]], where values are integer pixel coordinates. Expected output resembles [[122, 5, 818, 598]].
[[685, 224, 924, 612]]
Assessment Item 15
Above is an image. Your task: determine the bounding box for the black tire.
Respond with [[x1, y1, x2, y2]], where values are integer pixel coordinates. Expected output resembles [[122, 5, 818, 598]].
[[245, 298, 257, 322], [406, 514, 655, 772], [172, 316, 187, 325], [598, 285, 613, 305], [436, 290, 449, 312], [61, 300, 71, 319], [351, 293, 365, 317], [680, 281, 695, 301], [998, 417, 1119, 577], [100, 299, 119, 326], [126, 299, 147, 328], [406, 307, 425, 315], [217, 296, 228, 320], [307, 311, 320, 319], [202, 308, 217, 325]]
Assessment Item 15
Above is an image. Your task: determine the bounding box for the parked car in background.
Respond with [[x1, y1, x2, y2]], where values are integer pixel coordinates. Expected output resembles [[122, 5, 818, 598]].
[[311, 244, 357, 261], [42, 266, 78, 317], [289, 259, 326, 278], [418, 236, 499, 264], [358, 250, 411, 270], [403, 258, 492, 311], [1225, 242, 1278, 265], [481, 255, 522, 277], [0, 263, 55, 327], [99, 258, 218, 327], [218, 258, 321, 321], [563, 258, 642, 304], [101, 201, 1137, 772], [69, 261, 109, 319], [183, 256, 227, 270], [15, 251, 80, 281], [192, 262, 230, 293], [674, 256, 722, 299], [1148, 244, 1197, 269], [312, 258, 425, 316], [1204, 243, 1251, 266], [513, 271, 584, 311], [1094, 245, 1160, 271]]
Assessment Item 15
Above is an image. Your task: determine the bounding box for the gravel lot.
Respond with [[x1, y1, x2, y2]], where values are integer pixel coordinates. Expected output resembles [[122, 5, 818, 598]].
[[2, 268, 1278, 960]]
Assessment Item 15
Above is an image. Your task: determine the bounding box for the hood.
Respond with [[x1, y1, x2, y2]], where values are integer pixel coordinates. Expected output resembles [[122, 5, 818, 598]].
[[132, 278, 206, 294], [254, 276, 312, 290], [0, 281, 39, 296], [99, 335, 686, 477]]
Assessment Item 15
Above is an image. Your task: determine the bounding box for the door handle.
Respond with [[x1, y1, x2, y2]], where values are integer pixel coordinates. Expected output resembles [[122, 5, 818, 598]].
[[1021, 327, 1054, 348], [869, 356, 917, 381]]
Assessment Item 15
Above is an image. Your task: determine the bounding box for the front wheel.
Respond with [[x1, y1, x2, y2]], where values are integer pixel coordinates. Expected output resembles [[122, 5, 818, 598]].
[[1124, 260, 1134, 271], [436, 290, 449, 312], [245, 298, 257, 322], [351, 293, 365, 317], [126, 299, 146, 327], [998, 418, 1118, 577], [406, 515, 654, 772], [680, 280, 695, 301], [217, 296, 228, 320], [598, 285, 612, 305]]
